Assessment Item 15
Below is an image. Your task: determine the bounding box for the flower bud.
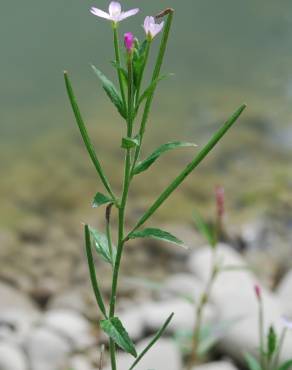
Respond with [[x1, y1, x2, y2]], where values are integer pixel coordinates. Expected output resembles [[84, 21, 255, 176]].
[[124, 32, 134, 52], [254, 284, 262, 301]]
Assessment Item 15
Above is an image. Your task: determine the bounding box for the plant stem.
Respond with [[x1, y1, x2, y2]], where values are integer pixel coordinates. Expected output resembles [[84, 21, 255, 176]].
[[128, 104, 246, 234], [272, 328, 287, 370], [188, 251, 218, 369], [258, 296, 265, 370], [113, 24, 127, 110], [132, 11, 174, 170], [109, 52, 134, 370], [106, 204, 114, 267]]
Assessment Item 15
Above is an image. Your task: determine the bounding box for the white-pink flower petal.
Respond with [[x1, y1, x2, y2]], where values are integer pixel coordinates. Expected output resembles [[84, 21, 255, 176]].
[[108, 1, 122, 20], [90, 7, 111, 20], [90, 1, 139, 23], [143, 16, 164, 39], [119, 8, 140, 21]]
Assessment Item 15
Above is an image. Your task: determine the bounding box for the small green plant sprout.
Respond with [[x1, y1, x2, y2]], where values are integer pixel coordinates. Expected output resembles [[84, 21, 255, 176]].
[[184, 187, 225, 368], [64, 2, 246, 369], [245, 285, 292, 370], [184, 187, 249, 368]]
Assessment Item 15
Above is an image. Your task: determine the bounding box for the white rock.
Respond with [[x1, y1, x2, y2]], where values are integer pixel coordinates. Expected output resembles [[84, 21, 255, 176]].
[[193, 361, 239, 370], [0, 282, 37, 313], [143, 298, 215, 333], [277, 269, 292, 315], [188, 244, 292, 362], [69, 355, 93, 370], [0, 343, 28, 370], [26, 327, 71, 370], [48, 288, 88, 316], [104, 338, 181, 370], [42, 309, 95, 350], [0, 309, 40, 345], [163, 273, 205, 302]]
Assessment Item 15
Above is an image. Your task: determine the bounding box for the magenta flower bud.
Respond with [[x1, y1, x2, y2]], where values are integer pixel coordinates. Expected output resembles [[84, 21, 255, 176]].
[[254, 284, 262, 301], [124, 32, 134, 52], [215, 186, 225, 219]]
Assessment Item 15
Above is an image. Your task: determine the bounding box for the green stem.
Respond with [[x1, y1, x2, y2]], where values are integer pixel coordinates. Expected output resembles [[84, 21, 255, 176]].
[[128, 104, 246, 235], [188, 251, 218, 369], [109, 52, 134, 370], [132, 11, 174, 169], [106, 204, 114, 267], [258, 297, 265, 369], [273, 328, 287, 370], [113, 24, 127, 110]]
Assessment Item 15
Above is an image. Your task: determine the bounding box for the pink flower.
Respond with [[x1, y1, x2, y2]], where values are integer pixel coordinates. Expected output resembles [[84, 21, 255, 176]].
[[90, 1, 139, 24], [124, 32, 134, 52], [143, 16, 164, 39], [254, 284, 262, 301]]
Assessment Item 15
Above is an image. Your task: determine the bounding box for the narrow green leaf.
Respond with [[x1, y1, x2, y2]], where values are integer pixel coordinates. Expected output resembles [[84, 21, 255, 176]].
[[89, 226, 116, 264], [64, 72, 116, 202], [128, 228, 186, 248], [130, 104, 246, 232], [133, 141, 197, 176], [91, 65, 126, 119], [268, 326, 277, 359], [278, 359, 292, 370], [84, 225, 107, 318], [92, 192, 112, 208], [136, 74, 172, 111], [121, 137, 140, 149], [193, 210, 216, 247], [244, 353, 262, 370], [100, 317, 137, 357], [129, 313, 174, 370]]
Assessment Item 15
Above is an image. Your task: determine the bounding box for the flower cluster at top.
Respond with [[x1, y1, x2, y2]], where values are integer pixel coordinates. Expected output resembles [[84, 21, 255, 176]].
[[90, 1, 164, 40]]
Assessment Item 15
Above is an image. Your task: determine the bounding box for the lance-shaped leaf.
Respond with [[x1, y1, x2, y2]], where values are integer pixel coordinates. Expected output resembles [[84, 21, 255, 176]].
[[128, 228, 186, 248], [89, 226, 116, 264], [92, 192, 113, 208], [130, 104, 246, 232], [64, 72, 116, 202], [121, 137, 140, 149], [244, 354, 262, 370], [193, 210, 216, 248], [84, 225, 107, 318], [133, 141, 197, 176], [129, 313, 174, 370], [100, 317, 137, 357], [91, 65, 126, 119]]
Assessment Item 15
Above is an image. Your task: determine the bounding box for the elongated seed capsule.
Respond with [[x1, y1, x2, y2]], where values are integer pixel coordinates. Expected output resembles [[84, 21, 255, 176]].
[[155, 8, 174, 19]]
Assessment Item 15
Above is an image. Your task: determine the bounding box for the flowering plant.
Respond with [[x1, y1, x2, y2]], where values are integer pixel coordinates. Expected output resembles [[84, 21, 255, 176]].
[[64, 2, 245, 369], [245, 286, 292, 370]]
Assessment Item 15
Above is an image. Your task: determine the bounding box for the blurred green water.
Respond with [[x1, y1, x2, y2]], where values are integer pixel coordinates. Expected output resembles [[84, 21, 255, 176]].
[[1, 0, 292, 228]]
